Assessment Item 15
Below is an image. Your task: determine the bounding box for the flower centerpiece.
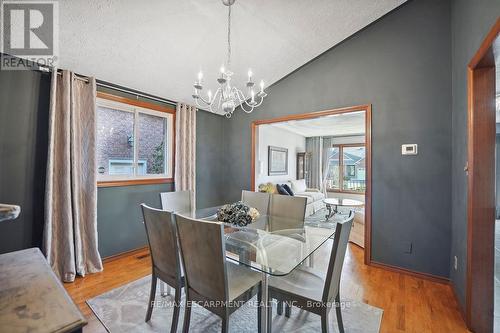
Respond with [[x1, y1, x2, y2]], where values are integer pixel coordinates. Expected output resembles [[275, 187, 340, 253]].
[[217, 201, 260, 227]]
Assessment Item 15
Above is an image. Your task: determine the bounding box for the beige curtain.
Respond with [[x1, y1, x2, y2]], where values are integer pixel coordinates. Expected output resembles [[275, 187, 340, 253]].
[[175, 103, 197, 206], [43, 70, 103, 282]]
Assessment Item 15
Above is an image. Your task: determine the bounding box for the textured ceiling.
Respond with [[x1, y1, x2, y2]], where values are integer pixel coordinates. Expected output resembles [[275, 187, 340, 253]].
[[58, 0, 406, 109], [269, 112, 365, 137]]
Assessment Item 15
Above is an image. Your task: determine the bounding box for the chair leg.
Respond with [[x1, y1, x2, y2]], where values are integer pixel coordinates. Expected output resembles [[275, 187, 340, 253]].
[[277, 301, 283, 315], [267, 298, 272, 333], [221, 317, 229, 333], [257, 288, 262, 333], [285, 303, 291, 318], [145, 275, 157, 322], [335, 293, 344, 333], [321, 311, 330, 333], [170, 287, 181, 333], [182, 297, 191, 333]]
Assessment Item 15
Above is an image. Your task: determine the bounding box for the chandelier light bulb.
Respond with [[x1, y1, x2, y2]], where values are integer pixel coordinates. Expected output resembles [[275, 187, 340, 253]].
[[248, 69, 253, 81], [207, 90, 212, 102], [260, 80, 265, 92], [197, 71, 203, 81], [220, 65, 225, 74]]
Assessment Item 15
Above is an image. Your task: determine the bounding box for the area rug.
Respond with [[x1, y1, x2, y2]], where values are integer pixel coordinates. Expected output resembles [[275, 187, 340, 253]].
[[304, 207, 353, 229], [87, 275, 383, 333]]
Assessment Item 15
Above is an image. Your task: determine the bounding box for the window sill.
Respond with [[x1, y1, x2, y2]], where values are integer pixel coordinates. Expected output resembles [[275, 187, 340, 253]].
[[326, 189, 365, 195], [97, 178, 174, 188]]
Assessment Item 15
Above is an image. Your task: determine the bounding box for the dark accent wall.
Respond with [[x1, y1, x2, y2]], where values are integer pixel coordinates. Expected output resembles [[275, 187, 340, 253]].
[[450, 0, 500, 309], [222, 0, 453, 278], [97, 183, 173, 257], [0, 68, 50, 254], [0, 65, 226, 257], [196, 111, 225, 208]]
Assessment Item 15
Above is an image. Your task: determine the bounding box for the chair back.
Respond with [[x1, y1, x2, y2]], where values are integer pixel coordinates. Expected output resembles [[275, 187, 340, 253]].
[[175, 214, 228, 303], [141, 204, 181, 281], [322, 212, 354, 303], [269, 194, 307, 222], [241, 190, 270, 216], [160, 191, 192, 212]]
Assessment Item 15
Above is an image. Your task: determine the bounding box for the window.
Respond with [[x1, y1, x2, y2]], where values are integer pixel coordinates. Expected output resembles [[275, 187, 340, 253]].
[[96, 93, 175, 186], [325, 144, 366, 193]]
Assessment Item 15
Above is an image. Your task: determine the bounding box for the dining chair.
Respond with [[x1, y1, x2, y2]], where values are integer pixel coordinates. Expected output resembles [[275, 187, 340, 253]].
[[141, 204, 184, 333], [175, 214, 263, 333], [160, 190, 193, 213], [269, 194, 307, 222], [268, 212, 354, 333], [158, 190, 192, 296], [241, 190, 271, 216]]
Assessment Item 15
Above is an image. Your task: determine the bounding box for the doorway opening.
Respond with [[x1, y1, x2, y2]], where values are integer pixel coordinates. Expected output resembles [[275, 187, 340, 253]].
[[250, 104, 372, 263], [466, 19, 499, 333]]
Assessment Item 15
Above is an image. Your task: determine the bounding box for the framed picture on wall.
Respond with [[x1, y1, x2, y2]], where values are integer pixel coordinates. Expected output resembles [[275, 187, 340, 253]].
[[268, 146, 288, 176]]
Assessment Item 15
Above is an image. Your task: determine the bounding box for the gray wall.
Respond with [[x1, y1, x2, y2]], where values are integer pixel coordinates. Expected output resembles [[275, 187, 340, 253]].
[[97, 183, 173, 257], [196, 111, 225, 208], [222, 0, 453, 278], [0, 68, 50, 254], [496, 135, 500, 219], [450, 0, 500, 308]]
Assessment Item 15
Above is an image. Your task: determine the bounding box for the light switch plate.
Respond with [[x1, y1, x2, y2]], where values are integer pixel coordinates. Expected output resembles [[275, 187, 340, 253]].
[[402, 144, 418, 155]]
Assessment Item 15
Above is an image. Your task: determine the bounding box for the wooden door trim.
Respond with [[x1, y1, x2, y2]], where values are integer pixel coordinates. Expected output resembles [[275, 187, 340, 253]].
[[250, 104, 372, 264], [465, 18, 499, 333]]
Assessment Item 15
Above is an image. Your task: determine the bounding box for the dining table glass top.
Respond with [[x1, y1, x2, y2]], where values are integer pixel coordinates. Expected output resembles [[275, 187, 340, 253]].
[[178, 206, 337, 277]]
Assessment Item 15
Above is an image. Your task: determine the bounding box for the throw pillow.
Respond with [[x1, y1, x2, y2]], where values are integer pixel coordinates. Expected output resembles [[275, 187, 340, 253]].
[[291, 179, 307, 193], [276, 184, 290, 195], [282, 184, 294, 196]]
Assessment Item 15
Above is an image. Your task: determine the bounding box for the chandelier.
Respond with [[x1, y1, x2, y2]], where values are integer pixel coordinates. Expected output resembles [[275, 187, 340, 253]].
[[192, 0, 267, 118]]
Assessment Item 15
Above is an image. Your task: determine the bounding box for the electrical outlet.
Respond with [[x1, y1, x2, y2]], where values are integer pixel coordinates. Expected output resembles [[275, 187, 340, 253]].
[[454, 256, 458, 270], [404, 242, 412, 254]]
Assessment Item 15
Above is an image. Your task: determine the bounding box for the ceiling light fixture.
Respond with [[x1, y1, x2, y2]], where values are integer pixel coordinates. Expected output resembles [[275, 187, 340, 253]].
[[192, 0, 267, 118]]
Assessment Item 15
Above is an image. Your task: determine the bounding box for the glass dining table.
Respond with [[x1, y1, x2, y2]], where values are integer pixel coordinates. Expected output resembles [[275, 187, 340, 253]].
[[178, 206, 338, 333]]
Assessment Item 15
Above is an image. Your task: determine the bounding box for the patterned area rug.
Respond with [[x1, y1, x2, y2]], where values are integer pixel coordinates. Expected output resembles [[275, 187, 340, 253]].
[[87, 275, 382, 333]]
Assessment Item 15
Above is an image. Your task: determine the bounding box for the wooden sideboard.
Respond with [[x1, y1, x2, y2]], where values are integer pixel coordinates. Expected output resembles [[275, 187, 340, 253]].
[[0, 248, 86, 333]]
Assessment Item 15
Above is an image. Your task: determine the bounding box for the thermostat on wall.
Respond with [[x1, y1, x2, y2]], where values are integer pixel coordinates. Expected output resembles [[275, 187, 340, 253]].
[[402, 144, 418, 155]]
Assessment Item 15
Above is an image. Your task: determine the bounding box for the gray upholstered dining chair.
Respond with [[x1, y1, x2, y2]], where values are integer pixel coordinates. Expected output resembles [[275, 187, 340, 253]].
[[268, 212, 354, 333], [158, 190, 192, 296], [175, 214, 263, 333], [160, 190, 193, 213], [141, 204, 184, 333], [241, 190, 271, 216], [269, 194, 307, 220]]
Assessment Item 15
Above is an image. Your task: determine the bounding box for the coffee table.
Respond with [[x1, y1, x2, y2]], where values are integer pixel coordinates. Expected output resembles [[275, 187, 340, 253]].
[[323, 198, 364, 220]]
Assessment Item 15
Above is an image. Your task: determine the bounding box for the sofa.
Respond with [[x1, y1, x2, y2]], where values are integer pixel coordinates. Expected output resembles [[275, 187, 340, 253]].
[[259, 179, 325, 216]]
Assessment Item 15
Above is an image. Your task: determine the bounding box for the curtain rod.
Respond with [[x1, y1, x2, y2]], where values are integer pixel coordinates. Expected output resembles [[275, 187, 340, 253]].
[[38, 65, 177, 107]]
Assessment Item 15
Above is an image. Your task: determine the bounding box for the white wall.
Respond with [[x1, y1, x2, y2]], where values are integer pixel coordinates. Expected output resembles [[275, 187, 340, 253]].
[[256, 125, 306, 186]]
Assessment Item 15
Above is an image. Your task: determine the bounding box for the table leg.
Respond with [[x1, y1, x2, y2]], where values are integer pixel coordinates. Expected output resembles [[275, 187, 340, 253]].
[[325, 205, 332, 220], [261, 273, 270, 333]]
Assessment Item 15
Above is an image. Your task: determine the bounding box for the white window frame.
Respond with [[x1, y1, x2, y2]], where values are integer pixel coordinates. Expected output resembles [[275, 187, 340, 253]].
[[96, 97, 174, 183]]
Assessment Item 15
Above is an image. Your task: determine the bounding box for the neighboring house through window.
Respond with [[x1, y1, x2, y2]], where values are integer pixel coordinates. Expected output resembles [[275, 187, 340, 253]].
[[325, 144, 366, 193], [96, 92, 175, 186]]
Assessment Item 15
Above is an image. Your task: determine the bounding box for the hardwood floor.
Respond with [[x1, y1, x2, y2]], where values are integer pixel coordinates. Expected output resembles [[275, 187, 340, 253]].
[[64, 244, 469, 332]]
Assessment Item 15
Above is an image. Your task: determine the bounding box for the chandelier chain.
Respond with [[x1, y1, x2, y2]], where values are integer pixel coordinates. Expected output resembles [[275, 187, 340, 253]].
[[227, 4, 231, 67]]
